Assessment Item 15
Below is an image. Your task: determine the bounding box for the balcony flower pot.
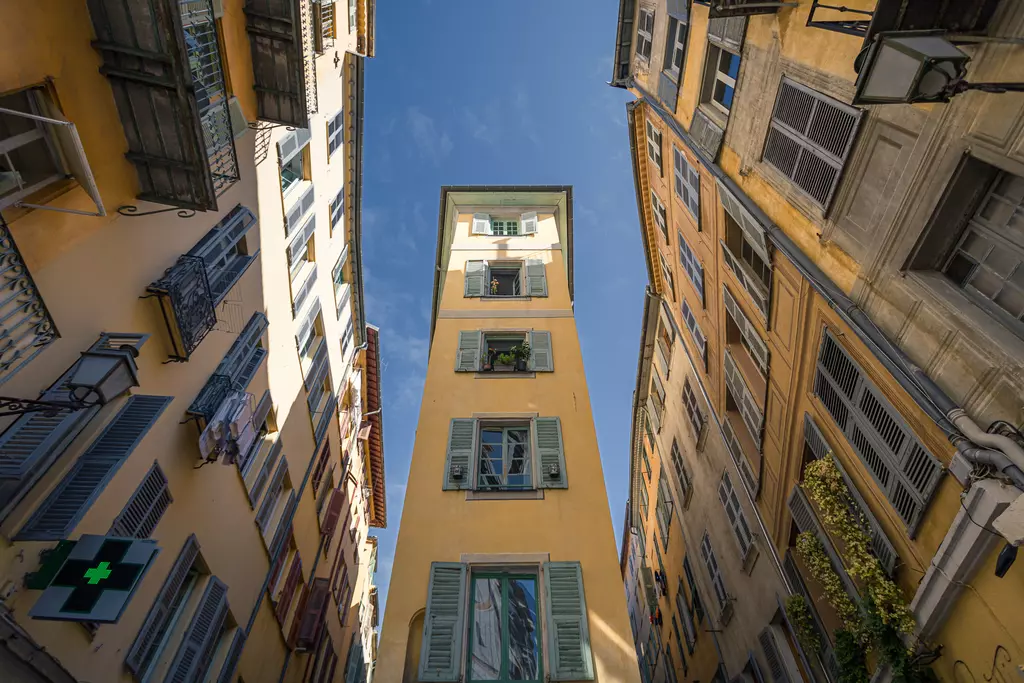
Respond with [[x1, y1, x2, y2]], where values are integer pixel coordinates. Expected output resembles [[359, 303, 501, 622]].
[[515, 358, 528, 372]]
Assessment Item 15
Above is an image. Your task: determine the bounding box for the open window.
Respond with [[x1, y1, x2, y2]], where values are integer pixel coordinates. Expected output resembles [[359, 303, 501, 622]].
[[0, 86, 103, 215], [702, 45, 741, 117], [488, 262, 523, 296], [457, 329, 553, 373]]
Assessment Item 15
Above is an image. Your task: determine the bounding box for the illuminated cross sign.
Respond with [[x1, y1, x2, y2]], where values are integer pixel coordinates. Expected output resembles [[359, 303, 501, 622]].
[[29, 535, 159, 623]]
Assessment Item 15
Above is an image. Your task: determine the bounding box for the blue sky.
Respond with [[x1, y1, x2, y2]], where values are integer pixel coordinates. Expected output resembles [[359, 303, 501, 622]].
[[361, 0, 646, 615]]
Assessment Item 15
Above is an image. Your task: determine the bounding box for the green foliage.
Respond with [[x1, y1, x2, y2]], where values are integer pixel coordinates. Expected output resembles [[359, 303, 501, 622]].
[[785, 594, 821, 654], [795, 531, 859, 630], [834, 629, 870, 683], [861, 597, 940, 683]]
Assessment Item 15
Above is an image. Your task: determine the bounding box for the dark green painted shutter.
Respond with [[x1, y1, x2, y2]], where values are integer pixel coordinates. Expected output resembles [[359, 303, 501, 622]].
[[126, 534, 201, 676], [535, 417, 567, 489], [455, 330, 481, 372], [109, 461, 172, 538], [528, 331, 553, 372], [18, 395, 171, 540], [544, 561, 594, 680], [344, 634, 364, 683], [165, 576, 229, 683], [443, 419, 475, 490], [464, 260, 485, 297], [418, 562, 466, 682], [526, 259, 547, 296]]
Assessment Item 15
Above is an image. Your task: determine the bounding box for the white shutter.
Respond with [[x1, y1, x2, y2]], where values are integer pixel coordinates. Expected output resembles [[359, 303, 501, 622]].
[[471, 213, 491, 235], [520, 211, 538, 234]]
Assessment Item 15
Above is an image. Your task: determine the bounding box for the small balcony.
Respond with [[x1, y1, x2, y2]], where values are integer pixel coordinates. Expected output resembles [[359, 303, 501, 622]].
[[245, 0, 318, 128], [87, 0, 240, 210], [188, 312, 269, 427]]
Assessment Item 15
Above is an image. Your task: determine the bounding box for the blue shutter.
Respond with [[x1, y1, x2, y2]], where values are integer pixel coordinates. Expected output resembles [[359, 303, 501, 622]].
[[526, 259, 548, 297], [126, 535, 201, 676], [216, 630, 246, 683], [528, 330, 553, 372], [189, 204, 258, 304], [443, 419, 475, 490], [455, 331, 481, 372], [18, 396, 172, 540], [535, 417, 567, 489], [109, 461, 172, 538], [165, 576, 229, 683], [417, 562, 466, 682], [544, 561, 595, 680], [464, 261, 485, 297]]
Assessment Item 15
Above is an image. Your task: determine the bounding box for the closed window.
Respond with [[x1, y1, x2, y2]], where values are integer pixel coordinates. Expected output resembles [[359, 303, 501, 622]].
[[699, 532, 728, 610], [444, 417, 567, 491], [471, 212, 538, 236], [670, 438, 690, 503], [636, 7, 654, 61], [702, 46, 740, 115], [660, 251, 675, 300], [646, 120, 663, 174], [677, 232, 704, 303], [672, 616, 689, 675], [639, 479, 649, 521], [468, 573, 542, 680], [491, 218, 519, 236], [656, 466, 674, 549], [680, 298, 707, 365], [673, 147, 700, 221], [682, 379, 704, 440], [813, 329, 943, 532], [718, 473, 753, 557], [328, 109, 344, 156], [762, 78, 861, 210], [663, 17, 688, 81], [478, 424, 532, 491], [651, 190, 668, 240], [330, 188, 344, 231]]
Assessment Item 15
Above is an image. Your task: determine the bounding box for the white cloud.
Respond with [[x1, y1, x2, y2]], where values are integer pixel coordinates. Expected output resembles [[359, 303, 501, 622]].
[[407, 106, 453, 163], [462, 104, 501, 146]]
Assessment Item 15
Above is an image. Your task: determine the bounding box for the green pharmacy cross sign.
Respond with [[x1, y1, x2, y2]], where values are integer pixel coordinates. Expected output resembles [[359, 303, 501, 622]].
[[29, 535, 159, 623]]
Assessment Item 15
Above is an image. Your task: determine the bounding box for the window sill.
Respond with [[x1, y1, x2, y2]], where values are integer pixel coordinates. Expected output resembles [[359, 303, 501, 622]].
[[475, 371, 536, 379], [480, 295, 532, 301], [697, 102, 729, 132], [465, 489, 544, 501]]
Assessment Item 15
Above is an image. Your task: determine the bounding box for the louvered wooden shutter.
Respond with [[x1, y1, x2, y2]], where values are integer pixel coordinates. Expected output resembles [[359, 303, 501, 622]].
[[758, 627, 790, 683], [287, 214, 317, 266], [526, 258, 548, 296], [345, 634, 364, 683], [311, 440, 332, 491], [165, 576, 229, 683], [126, 535, 200, 676], [418, 562, 466, 682], [18, 396, 171, 541], [535, 417, 567, 489], [216, 630, 246, 683], [285, 184, 316, 238], [276, 555, 303, 623], [724, 349, 764, 447], [249, 438, 282, 506], [763, 78, 861, 210], [723, 286, 769, 375], [690, 109, 724, 161], [109, 462, 172, 538], [529, 330, 553, 372], [455, 331, 481, 372], [0, 363, 99, 512], [803, 414, 898, 574], [471, 213, 491, 235], [814, 330, 943, 533], [190, 204, 258, 304], [646, 395, 662, 433], [255, 460, 288, 532], [544, 561, 595, 680], [295, 578, 331, 650], [707, 16, 746, 52], [320, 489, 344, 542], [464, 260, 485, 297], [443, 419, 475, 490], [521, 211, 538, 234]]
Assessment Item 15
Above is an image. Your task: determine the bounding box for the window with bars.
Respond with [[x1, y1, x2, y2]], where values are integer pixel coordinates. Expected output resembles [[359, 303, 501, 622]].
[[813, 328, 943, 532], [702, 45, 740, 116], [762, 78, 861, 211], [718, 473, 754, 558], [651, 190, 668, 240], [663, 17, 688, 81], [646, 120, 663, 174], [677, 232, 704, 303], [673, 146, 700, 221], [680, 298, 707, 365], [636, 7, 655, 61], [682, 379, 705, 441], [660, 251, 676, 300], [699, 532, 728, 610]]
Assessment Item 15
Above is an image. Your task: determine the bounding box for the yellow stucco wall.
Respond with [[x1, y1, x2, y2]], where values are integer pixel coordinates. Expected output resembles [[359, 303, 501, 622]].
[[377, 204, 640, 681]]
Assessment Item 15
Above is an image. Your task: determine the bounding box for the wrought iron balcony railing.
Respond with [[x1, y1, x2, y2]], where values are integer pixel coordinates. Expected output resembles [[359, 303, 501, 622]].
[[188, 312, 268, 427], [806, 0, 1000, 39], [0, 213, 57, 385], [86, 0, 239, 211], [245, 0, 318, 128]]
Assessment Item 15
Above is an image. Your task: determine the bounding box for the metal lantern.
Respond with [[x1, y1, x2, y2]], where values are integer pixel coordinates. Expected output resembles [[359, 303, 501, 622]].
[[67, 346, 140, 406], [854, 32, 970, 104]]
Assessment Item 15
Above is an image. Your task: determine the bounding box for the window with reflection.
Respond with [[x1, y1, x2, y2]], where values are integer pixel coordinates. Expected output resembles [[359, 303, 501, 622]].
[[469, 573, 542, 681]]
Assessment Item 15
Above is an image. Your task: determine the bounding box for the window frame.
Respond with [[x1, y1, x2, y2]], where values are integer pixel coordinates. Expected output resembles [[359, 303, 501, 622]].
[[682, 380, 705, 441], [718, 472, 754, 558], [680, 298, 707, 366], [663, 17, 688, 82], [677, 231, 704, 303], [702, 45, 740, 117], [490, 217, 520, 236], [636, 7, 655, 62], [660, 251, 675, 300], [486, 261, 525, 297], [699, 531, 728, 611], [327, 108, 344, 157], [476, 420, 533, 491], [646, 120, 663, 175], [329, 188, 344, 232], [0, 87, 71, 210], [466, 570, 544, 682], [673, 146, 700, 223], [651, 190, 668, 240]]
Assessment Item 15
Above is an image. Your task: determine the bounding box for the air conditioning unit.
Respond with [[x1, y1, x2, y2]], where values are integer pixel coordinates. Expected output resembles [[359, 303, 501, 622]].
[[228, 97, 247, 140]]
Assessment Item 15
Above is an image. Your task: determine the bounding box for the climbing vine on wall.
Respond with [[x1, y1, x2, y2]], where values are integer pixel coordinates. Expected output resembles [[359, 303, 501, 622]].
[[785, 594, 821, 654]]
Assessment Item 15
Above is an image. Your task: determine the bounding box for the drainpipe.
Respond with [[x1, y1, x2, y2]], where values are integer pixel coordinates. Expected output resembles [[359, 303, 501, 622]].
[[952, 437, 1024, 490], [948, 409, 1024, 472]]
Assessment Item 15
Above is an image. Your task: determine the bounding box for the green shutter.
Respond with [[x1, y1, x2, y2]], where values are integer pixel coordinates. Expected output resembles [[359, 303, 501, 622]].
[[526, 259, 547, 297], [529, 330, 553, 372], [455, 330, 481, 372], [544, 561, 594, 680], [418, 562, 467, 682], [443, 419, 475, 490], [464, 260, 486, 297], [535, 417, 567, 489]]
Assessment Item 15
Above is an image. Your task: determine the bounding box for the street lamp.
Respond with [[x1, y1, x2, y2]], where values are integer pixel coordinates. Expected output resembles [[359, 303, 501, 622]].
[[853, 31, 1024, 105], [0, 345, 140, 417]]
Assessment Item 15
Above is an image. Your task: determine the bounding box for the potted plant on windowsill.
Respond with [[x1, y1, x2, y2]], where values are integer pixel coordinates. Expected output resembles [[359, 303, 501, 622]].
[[490, 278, 500, 295], [481, 348, 495, 371], [493, 352, 516, 372], [511, 341, 531, 372]]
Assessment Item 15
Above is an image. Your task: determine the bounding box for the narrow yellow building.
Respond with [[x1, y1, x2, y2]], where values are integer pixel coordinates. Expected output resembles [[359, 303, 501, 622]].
[[375, 187, 640, 682]]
